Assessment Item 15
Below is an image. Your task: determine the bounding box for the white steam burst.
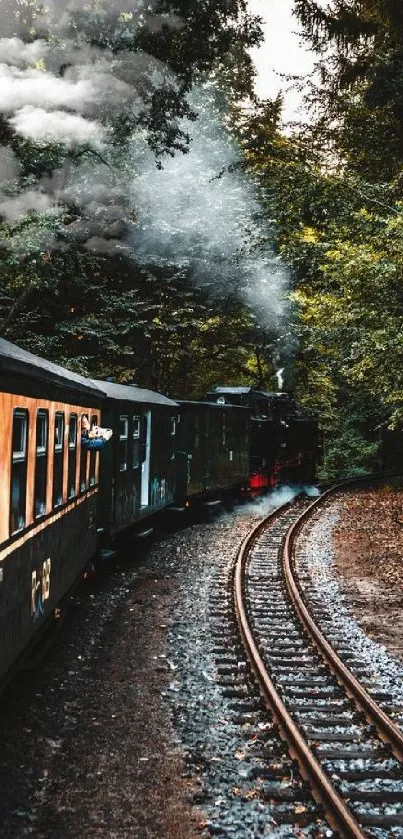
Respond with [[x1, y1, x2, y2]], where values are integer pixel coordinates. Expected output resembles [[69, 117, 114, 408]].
[[130, 88, 289, 327], [0, 3, 289, 333]]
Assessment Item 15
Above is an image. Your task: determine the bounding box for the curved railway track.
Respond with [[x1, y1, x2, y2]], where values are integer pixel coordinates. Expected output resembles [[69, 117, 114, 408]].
[[233, 487, 403, 838]]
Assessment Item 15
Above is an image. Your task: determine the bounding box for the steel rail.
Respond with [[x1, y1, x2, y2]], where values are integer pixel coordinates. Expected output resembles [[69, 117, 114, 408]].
[[233, 502, 366, 839], [283, 485, 403, 763]]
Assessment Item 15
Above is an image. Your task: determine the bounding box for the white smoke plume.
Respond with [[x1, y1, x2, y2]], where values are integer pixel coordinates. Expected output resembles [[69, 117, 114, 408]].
[[235, 484, 320, 518], [0, 0, 174, 158], [0, 189, 56, 221], [0, 1, 287, 338], [10, 106, 107, 148], [0, 0, 180, 234], [0, 64, 98, 113], [130, 88, 289, 327], [0, 37, 48, 65]]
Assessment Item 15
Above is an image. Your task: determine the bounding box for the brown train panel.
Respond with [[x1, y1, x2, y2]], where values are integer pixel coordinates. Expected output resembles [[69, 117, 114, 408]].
[[0, 392, 100, 547], [0, 494, 97, 682]]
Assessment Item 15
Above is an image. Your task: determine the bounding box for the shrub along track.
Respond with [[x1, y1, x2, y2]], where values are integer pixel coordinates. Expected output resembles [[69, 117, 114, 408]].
[[233, 486, 403, 838]]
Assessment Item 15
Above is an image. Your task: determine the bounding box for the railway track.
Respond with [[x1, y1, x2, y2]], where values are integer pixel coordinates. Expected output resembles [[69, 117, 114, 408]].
[[232, 489, 403, 838]]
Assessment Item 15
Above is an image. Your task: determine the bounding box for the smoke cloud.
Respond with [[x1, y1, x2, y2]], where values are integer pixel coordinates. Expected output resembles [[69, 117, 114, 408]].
[[130, 89, 289, 328], [0, 189, 56, 222], [10, 106, 107, 148], [0, 1, 288, 341], [0, 0, 176, 157], [0, 64, 97, 113]]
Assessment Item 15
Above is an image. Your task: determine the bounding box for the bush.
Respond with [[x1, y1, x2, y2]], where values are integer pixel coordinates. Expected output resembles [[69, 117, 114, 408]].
[[319, 427, 379, 482]]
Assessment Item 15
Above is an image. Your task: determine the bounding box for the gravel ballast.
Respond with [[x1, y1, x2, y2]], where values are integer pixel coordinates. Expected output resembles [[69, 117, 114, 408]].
[[1, 483, 400, 838], [0, 496, 300, 839]]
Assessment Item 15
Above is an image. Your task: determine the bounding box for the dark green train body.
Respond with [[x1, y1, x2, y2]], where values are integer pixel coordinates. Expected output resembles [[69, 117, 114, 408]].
[[176, 401, 250, 503], [93, 380, 178, 538]]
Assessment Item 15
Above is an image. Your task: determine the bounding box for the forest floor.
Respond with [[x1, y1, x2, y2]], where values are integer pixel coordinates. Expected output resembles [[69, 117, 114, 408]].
[[332, 484, 403, 661]]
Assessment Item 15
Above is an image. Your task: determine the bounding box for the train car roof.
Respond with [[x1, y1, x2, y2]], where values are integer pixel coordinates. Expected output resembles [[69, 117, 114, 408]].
[[92, 379, 178, 407], [0, 338, 103, 399], [209, 386, 289, 399], [210, 387, 253, 395], [179, 399, 249, 410]]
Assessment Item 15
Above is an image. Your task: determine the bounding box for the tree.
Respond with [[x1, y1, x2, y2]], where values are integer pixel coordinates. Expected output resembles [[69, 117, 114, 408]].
[[293, 0, 403, 180], [0, 0, 264, 384]]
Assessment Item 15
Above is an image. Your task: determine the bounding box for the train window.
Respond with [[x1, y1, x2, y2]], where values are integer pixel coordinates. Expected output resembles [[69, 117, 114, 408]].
[[119, 415, 129, 471], [89, 414, 98, 487], [10, 409, 29, 534], [52, 412, 65, 508], [67, 414, 77, 499], [132, 415, 140, 468], [34, 410, 48, 519]]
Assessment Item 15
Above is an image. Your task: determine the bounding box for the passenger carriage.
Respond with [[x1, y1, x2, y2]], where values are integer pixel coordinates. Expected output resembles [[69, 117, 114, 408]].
[[175, 401, 250, 506], [93, 380, 179, 542], [0, 339, 104, 684]]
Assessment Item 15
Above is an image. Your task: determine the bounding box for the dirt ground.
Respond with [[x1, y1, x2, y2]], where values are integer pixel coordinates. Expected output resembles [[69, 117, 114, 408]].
[[332, 485, 403, 661], [0, 564, 204, 839]]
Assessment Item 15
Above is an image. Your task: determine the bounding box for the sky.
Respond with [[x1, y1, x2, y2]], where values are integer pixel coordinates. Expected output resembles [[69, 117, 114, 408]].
[[248, 0, 316, 123]]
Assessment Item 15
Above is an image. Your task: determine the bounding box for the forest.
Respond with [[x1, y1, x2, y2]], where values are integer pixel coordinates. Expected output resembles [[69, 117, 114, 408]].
[[1, 0, 402, 479]]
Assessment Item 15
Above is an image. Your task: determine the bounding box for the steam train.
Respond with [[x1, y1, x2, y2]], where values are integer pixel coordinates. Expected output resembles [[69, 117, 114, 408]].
[[0, 338, 318, 685]]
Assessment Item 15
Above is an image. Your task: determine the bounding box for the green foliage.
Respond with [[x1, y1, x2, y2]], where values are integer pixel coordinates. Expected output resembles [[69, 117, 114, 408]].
[[293, 1, 403, 180], [237, 77, 403, 476], [319, 427, 379, 482], [0, 0, 266, 397]]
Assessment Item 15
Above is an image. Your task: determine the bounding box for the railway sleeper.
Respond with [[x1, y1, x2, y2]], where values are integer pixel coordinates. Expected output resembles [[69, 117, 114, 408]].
[[226, 699, 262, 713], [376, 703, 403, 715], [249, 762, 297, 780], [344, 788, 403, 804], [367, 689, 397, 702], [314, 744, 390, 760], [356, 811, 403, 828], [260, 781, 312, 802], [279, 685, 345, 698], [270, 802, 323, 826], [221, 685, 249, 699]]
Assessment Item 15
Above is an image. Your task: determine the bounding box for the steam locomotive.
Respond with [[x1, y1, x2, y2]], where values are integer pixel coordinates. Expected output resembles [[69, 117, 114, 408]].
[[0, 338, 318, 686]]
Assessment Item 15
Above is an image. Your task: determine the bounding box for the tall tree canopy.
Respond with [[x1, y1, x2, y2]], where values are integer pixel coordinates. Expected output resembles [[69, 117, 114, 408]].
[[0, 0, 274, 396], [234, 1, 403, 477], [294, 0, 403, 180]]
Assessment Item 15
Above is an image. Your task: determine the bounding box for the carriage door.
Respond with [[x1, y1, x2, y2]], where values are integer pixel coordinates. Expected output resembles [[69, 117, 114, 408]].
[[140, 410, 151, 507]]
